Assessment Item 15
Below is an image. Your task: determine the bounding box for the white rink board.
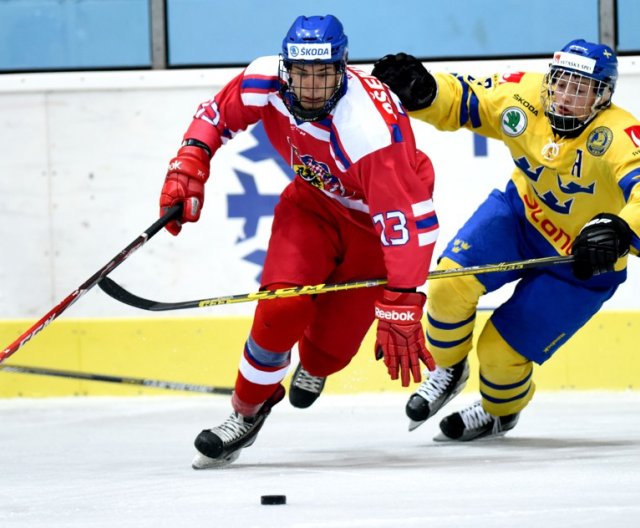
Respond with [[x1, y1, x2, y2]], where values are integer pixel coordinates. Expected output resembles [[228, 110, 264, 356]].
[[1, 58, 640, 319]]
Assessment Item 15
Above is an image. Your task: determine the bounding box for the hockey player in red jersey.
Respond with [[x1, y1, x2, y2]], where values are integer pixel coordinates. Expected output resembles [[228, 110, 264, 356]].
[[373, 41, 639, 442], [159, 15, 439, 468]]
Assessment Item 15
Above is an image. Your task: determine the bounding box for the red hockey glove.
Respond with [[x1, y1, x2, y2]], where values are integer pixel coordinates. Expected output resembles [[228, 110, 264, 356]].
[[374, 289, 435, 387], [159, 145, 210, 235]]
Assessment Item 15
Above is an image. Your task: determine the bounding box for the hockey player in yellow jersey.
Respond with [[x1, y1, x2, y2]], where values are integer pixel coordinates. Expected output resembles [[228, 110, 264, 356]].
[[373, 40, 639, 441]]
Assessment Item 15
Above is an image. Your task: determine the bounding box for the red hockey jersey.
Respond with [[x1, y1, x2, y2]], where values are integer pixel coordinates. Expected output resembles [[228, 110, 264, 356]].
[[182, 55, 438, 289]]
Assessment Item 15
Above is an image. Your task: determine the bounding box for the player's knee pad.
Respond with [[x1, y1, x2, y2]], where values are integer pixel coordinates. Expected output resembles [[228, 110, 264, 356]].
[[251, 283, 315, 352], [426, 257, 485, 366], [477, 319, 535, 416], [298, 335, 353, 378]]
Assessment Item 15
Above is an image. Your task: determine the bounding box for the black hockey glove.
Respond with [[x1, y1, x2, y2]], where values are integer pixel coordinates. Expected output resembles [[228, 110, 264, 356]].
[[571, 213, 632, 280], [372, 53, 436, 111]]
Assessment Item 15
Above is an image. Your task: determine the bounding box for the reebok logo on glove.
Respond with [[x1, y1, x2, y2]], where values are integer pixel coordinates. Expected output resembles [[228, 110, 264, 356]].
[[375, 306, 417, 322], [373, 289, 434, 386]]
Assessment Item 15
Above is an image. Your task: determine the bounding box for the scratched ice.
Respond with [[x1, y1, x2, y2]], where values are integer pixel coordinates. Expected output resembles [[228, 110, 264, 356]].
[[1, 391, 639, 528]]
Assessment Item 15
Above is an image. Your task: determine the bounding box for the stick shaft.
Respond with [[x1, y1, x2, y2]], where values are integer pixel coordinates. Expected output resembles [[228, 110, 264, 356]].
[[0, 206, 181, 364], [99, 255, 574, 311], [429, 254, 573, 279], [0, 364, 232, 395]]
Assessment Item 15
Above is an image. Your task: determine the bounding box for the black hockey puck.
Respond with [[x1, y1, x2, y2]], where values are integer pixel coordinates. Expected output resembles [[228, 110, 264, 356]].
[[260, 494, 286, 505]]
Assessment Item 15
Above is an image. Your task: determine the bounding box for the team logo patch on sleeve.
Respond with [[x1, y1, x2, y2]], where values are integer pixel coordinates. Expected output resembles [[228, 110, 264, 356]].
[[501, 107, 527, 137], [587, 126, 613, 156], [624, 125, 640, 148], [499, 72, 525, 84]]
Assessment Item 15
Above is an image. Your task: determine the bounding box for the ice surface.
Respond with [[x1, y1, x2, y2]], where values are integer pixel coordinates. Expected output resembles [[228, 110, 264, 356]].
[[1, 391, 639, 527]]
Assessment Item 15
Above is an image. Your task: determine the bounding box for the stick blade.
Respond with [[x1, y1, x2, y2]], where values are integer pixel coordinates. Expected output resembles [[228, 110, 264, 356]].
[[98, 277, 164, 311]]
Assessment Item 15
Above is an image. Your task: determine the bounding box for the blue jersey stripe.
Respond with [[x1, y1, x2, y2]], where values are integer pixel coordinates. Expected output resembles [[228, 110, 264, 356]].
[[457, 76, 470, 127], [390, 123, 403, 143], [480, 369, 532, 391], [330, 128, 351, 169], [428, 312, 476, 330], [427, 331, 473, 349], [312, 116, 333, 131], [480, 385, 531, 404], [618, 168, 640, 202], [416, 215, 438, 230], [241, 77, 280, 91], [469, 90, 481, 128]]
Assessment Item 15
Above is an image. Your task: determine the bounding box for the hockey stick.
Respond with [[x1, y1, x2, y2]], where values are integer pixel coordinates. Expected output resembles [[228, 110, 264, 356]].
[[98, 255, 574, 312], [0, 205, 182, 365], [0, 364, 233, 395]]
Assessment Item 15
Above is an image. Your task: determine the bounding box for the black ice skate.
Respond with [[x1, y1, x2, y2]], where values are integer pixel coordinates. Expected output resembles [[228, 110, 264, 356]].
[[288, 363, 326, 409], [406, 358, 470, 431], [434, 400, 519, 442], [192, 385, 285, 469]]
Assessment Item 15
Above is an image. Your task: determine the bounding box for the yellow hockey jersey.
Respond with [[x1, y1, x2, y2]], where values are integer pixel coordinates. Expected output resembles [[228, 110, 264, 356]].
[[411, 71, 640, 260]]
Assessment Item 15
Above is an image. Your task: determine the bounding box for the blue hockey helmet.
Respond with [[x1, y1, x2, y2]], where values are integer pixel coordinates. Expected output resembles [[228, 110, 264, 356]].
[[281, 14, 348, 65], [279, 15, 349, 122], [542, 39, 618, 135], [553, 39, 618, 89]]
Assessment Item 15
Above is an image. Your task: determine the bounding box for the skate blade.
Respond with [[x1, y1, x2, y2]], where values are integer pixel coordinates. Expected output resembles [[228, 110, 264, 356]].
[[432, 431, 510, 443], [191, 450, 240, 470], [408, 419, 427, 432]]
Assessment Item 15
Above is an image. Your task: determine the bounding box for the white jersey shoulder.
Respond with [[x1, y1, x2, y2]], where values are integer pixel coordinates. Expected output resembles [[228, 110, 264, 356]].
[[240, 60, 404, 165], [330, 67, 405, 165], [240, 55, 282, 108]]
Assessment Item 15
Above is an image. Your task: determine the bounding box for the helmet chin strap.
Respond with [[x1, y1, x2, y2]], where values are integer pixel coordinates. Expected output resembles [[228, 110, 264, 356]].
[[547, 108, 606, 139], [548, 114, 587, 138], [281, 87, 332, 122], [282, 89, 330, 122]]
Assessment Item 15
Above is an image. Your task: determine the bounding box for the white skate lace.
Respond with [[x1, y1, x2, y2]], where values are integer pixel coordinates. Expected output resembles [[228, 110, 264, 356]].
[[211, 412, 253, 444], [293, 366, 325, 393], [459, 401, 494, 431], [415, 366, 455, 402]]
